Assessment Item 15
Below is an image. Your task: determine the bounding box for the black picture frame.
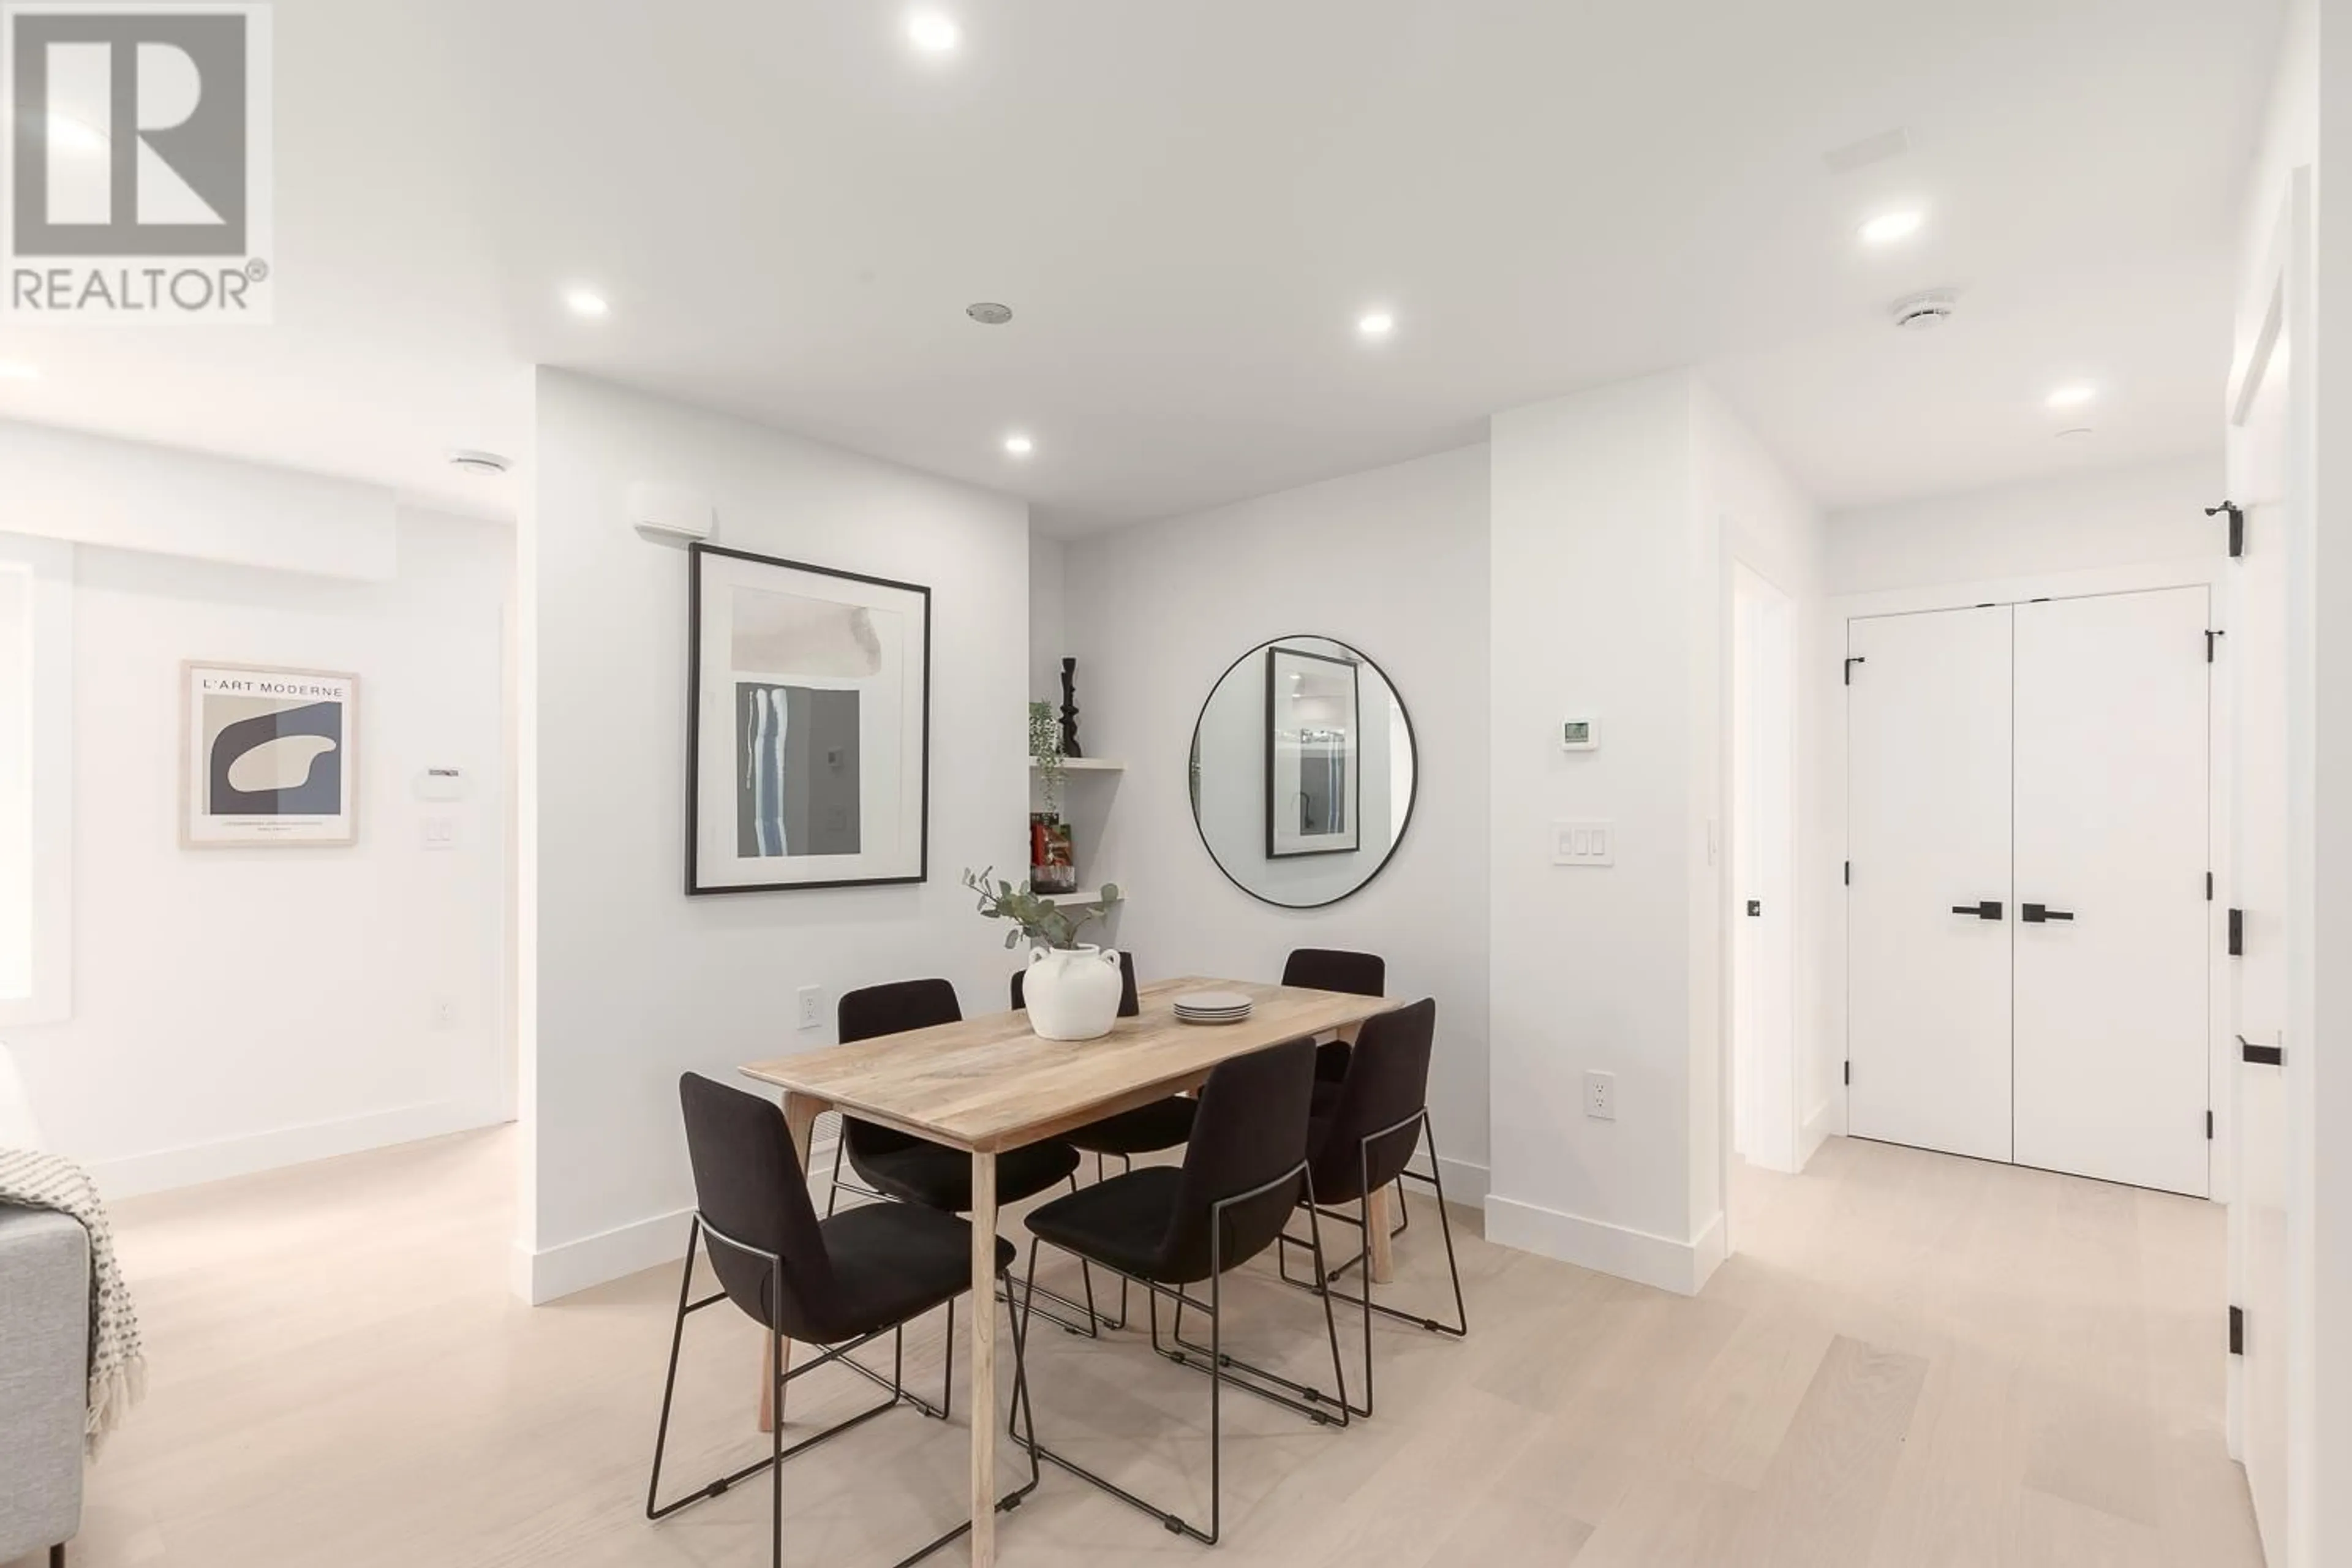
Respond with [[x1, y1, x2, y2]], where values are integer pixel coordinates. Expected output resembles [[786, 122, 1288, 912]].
[[1264, 643, 1362, 859], [1185, 634, 1419, 912], [685, 541, 932, 895]]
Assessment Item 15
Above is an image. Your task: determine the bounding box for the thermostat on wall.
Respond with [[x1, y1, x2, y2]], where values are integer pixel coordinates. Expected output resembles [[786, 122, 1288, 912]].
[[1561, 717, 1600, 751]]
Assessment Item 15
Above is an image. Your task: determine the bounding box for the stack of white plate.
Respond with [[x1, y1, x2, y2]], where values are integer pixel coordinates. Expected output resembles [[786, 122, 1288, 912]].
[[1172, 990, 1254, 1026]]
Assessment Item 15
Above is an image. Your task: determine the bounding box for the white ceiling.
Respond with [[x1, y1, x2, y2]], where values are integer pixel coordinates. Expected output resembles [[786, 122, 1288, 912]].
[[0, 0, 2285, 532]]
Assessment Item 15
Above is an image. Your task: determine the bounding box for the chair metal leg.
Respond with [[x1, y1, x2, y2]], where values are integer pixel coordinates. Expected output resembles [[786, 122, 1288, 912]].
[[1022, 1164, 1348, 1547], [51, 1546, 66, 1568]]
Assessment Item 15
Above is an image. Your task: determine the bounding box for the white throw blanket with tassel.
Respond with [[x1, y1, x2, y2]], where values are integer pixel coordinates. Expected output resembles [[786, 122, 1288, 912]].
[[0, 1147, 147, 1453]]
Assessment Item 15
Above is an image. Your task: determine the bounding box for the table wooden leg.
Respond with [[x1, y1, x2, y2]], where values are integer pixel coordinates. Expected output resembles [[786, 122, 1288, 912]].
[[1365, 1182, 1398, 1285], [969, 1149, 998, 1567], [760, 1092, 825, 1435]]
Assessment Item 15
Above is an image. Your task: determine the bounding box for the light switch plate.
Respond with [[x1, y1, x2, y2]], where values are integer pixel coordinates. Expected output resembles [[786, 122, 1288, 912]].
[[1552, 820, 1615, 866]]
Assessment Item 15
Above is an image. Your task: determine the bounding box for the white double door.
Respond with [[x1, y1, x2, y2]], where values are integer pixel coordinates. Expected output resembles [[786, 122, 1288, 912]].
[[1847, 588, 2211, 1196]]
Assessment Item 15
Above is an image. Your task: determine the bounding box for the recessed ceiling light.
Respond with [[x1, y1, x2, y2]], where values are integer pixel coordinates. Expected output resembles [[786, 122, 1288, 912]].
[[2046, 383, 2097, 409], [1357, 309, 1396, 339], [907, 9, 960, 53], [563, 287, 610, 318], [967, 301, 1013, 325], [447, 448, 513, 476], [0, 360, 38, 382], [1859, 209, 1925, 245], [1003, 434, 1034, 456]]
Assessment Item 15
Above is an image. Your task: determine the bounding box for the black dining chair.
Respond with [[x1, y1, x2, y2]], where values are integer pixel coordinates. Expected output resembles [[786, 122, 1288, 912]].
[[1274, 998, 1466, 1418], [1283, 948, 1386, 1085], [1016, 1038, 1348, 1545], [824, 979, 1084, 1218], [650, 1074, 1039, 1568], [1011, 951, 1199, 1333]]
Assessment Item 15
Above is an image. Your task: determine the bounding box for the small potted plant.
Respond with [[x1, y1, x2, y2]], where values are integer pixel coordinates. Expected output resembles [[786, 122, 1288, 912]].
[[962, 869, 1125, 1040]]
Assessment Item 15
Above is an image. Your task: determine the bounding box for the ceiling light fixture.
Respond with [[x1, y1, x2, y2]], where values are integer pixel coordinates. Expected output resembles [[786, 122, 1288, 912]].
[[1003, 434, 1034, 456], [2046, 383, 2097, 409], [2056, 427, 2095, 440], [1357, 309, 1396, 340], [563, 287, 610, 318], [966, 301, 1012, 325], [1859, 209, 1925, 245], [448, 449, 514, 476], [0, 360, 38, 382], [907, 9, 960, 54]]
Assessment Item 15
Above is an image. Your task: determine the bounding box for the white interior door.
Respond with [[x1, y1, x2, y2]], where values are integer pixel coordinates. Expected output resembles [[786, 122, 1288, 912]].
[[1847, 605, 2013, 1164], [2228, 225, 2296, 1558], [2011, 589, 2211, 1197]]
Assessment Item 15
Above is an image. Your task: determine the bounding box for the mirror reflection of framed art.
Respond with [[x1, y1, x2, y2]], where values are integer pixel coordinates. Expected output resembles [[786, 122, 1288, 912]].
[[1265, 644, 1360, 859]]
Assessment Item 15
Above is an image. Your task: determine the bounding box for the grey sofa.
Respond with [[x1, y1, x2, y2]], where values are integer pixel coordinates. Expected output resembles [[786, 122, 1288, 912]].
[[0, 1203, 85, 1567]]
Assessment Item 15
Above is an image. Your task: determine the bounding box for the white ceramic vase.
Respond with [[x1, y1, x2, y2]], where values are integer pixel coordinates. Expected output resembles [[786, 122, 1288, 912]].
[[1024, 944, 1123, 1041]]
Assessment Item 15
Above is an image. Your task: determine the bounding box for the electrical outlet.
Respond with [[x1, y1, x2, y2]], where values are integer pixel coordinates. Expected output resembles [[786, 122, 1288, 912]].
[[431, 997, 456, 1031], [796, 986, 823, 1031], [1584, 1069, 1615, 1121]]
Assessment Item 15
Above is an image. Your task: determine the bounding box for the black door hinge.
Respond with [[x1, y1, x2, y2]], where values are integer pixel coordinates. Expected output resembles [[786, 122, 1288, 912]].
[[2230, 1305, 2245, 1355], [1844, 656, 1866, 685], [2207, 872, 2214, 901], [2207, 1109, 2215, 1140], [1844, 861, 1852, 886], [2207, 629, 2225, 663], [1843, 1060, 1851, 1087], [2229, 908, 2245, 957], [2209, 500, 2246, 559]]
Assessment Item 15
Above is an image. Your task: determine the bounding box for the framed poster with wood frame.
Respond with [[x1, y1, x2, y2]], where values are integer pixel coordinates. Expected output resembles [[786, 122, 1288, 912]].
[[181, 662, 360, 848], [687, 543, 932, 894]]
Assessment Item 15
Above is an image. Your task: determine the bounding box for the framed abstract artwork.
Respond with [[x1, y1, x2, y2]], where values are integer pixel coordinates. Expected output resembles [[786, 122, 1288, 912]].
[[687, 543, 932, 894], [1264, 643, 1360, 859], [181, 663, 360, 847]]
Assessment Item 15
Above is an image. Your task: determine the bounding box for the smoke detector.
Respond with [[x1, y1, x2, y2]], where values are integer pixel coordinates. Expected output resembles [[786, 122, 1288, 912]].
[[965, 302, 1013, 325], [1891, 290, 1958, 330], [447, 449, 513, 477]]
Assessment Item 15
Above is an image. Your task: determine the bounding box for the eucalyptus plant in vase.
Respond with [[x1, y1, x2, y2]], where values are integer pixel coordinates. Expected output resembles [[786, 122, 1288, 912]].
[[962, 868, 1125, 1040]]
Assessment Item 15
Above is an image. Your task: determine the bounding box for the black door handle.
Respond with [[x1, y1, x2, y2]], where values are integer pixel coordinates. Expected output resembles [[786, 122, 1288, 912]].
[[2021, 903, 2075, 923], [1951, 901, 2003, 920]]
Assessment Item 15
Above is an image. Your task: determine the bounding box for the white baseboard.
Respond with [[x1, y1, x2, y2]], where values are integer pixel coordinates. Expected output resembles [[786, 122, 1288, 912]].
[[1799, 1098, 1839, 1169], [1431, 1153, 1489, 1208], [520, 1205, 697, 1305], [88, 1096, 505, 1200], [520, 1135, 844, 1305], [1483, 1193, 1721, 1295]]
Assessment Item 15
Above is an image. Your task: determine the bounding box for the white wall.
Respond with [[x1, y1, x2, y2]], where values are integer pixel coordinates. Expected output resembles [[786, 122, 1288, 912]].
[[1, 510, 513, 1195], [1059, 445, 1492, 1196], [1028, 531, 1067, 709], [523, 369, 1030, 1302], [1825, 455, 2224, 597], [1487, 371, 1711, 1289]]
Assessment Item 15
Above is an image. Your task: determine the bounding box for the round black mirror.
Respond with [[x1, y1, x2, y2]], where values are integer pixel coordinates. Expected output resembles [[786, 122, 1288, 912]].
[[1186, 635, 1418, 910]]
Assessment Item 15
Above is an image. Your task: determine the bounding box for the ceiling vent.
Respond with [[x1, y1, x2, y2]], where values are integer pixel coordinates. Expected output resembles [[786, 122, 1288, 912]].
[[1891, 290, 1958, 330]]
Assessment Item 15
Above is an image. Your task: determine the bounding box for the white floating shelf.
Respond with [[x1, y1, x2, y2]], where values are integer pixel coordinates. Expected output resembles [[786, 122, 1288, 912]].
[[1036, 886, 1115, 905], [1031, 757, 1123, 772]]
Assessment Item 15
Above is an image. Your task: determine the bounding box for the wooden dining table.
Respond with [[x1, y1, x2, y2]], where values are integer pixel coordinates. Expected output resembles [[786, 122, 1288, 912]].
[[737, 973, 1400, 1566]]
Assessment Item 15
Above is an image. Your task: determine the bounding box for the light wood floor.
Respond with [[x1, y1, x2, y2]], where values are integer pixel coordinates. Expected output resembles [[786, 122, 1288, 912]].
[[17, 1130, 2262, 1568]]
